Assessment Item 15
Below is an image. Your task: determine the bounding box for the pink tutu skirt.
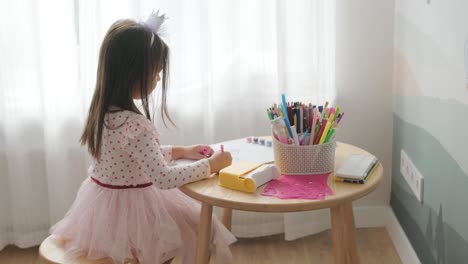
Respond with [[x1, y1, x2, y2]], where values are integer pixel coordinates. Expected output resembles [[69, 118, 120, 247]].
[[50, 178, 237, 264]]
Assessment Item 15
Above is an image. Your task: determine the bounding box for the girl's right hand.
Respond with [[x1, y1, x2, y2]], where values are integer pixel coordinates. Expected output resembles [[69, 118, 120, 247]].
[[208, 151, 232, 173]]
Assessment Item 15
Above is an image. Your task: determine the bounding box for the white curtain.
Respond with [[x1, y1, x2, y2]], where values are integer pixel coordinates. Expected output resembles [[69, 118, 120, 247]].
[[0, 0, 335, 249]]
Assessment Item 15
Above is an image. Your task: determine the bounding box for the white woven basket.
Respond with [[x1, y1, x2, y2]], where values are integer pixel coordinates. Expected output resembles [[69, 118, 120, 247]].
[[272, 132, 336, 175]]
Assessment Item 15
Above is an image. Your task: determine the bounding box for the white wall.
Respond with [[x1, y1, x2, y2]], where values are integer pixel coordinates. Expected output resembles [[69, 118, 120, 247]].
[[335, 0, 395, 206], [394, 0, 468, 103]]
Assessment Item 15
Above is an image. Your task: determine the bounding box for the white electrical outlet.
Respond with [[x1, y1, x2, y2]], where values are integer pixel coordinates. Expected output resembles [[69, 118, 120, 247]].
[[400, 150, 424, 202]]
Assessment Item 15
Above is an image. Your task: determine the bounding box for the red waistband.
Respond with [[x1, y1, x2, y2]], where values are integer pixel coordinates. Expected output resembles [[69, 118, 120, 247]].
[[91, 177, 153, 189]]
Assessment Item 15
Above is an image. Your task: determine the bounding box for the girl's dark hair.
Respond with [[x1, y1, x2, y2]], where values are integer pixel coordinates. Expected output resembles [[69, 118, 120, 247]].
[[80, 19, 172, 159]]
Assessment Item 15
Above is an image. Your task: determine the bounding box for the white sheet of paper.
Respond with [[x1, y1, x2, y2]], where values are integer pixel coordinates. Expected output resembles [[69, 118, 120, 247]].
[[173, 138, 274, 166], [211, 139, 274, 164]]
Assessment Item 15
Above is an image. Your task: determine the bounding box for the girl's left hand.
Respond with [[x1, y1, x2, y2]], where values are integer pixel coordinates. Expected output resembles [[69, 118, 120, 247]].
[[184, 145, 214, 160]]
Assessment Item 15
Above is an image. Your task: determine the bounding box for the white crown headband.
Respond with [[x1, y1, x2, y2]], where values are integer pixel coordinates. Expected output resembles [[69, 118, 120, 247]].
[[140, 10, 169, 46]]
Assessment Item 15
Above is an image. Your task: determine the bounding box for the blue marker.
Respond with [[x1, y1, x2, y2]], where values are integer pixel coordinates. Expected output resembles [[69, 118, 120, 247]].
[[281, 93, 293, 138], [283, 118, 293, 139], [281, 93, 288, 117], [299, 129, 310, 145]]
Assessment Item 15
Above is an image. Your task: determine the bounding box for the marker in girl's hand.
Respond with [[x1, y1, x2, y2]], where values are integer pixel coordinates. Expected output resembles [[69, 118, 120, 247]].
[[220, 144, 224, 153], [202, 147, 208, 156]]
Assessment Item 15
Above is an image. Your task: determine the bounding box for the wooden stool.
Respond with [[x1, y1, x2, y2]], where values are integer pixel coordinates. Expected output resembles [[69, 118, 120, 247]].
[[38, 236, 139, 264]]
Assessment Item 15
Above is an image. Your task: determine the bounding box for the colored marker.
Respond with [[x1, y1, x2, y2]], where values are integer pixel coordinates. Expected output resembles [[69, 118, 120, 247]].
[[267, 108, 273, 120], [314, 119, 328, 145], [281, 93, 289, 121], [202, 147, 208, 156], [299, 129, 309, 145], [308, 106, 313, 132], [309, 108, 318, 145], [335, 106, 341, 118], [283, 116, 294, 139], [290, 125, 300, 145], [293, 114, 298, 132], [328, 113, 336, 126], [281, 94, 295, 138], [337, 112, 345, 124], [319, 119, 332, 144], [220, 144, 224, 153], [324, 128, 336, 143]]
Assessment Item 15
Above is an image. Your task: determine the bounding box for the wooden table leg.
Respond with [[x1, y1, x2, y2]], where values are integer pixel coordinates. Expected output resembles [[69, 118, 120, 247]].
[[342, 201, 360, 264], [220, 208, 232, 231], [331, 204, 346, 264], [196, 202, 213, 264]]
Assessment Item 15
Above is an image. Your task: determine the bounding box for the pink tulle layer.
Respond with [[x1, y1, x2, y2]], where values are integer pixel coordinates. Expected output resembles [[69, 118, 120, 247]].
[[51, 178, 236, 264]]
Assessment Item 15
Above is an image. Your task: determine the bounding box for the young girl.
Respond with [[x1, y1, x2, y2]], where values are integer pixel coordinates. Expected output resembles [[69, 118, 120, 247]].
[[50, 13, 236, 264]]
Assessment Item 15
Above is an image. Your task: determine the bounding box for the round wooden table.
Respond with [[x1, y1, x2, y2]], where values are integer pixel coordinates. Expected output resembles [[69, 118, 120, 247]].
[[179, 141, 383, 264]]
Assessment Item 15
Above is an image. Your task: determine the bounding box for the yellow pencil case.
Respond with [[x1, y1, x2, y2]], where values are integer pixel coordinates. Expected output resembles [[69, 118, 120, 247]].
[[218, 160, 263, 193]]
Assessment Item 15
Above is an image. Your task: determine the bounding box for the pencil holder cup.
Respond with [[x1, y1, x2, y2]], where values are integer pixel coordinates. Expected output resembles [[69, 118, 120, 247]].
[[272, 131, 336, 175]]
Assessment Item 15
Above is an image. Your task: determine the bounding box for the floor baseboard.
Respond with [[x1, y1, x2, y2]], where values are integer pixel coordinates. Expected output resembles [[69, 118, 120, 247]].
[[384, 206, 421, 264]]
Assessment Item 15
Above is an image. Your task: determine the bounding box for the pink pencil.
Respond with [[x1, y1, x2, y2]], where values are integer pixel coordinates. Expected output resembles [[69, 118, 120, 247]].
[[220, 144, 224, 153]]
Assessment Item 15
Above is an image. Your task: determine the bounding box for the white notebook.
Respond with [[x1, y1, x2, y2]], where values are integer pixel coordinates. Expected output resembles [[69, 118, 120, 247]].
[[336, 154, 378, 180]]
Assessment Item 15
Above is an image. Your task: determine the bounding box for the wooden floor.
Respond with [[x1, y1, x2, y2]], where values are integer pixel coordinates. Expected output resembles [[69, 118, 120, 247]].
[[0, 227, 400, 264]]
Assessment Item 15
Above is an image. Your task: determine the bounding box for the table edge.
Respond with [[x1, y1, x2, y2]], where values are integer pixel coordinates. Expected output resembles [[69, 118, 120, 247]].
[[179, 142, 384, 212]]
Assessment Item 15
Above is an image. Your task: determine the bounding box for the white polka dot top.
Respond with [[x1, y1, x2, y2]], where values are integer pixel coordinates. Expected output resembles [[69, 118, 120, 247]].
[[89, 110, 211, 189]]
